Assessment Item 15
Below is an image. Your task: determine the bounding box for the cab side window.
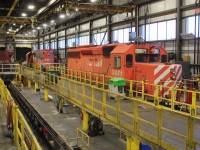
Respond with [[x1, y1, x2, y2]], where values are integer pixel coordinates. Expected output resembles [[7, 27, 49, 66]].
[[161, 55, 167, 63], [126, 54, 133, 67], [114, 56, 121, 69]]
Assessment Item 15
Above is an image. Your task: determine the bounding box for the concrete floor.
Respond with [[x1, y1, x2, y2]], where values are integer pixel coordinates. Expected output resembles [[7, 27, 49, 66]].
[[0, 100, 16, 150], [21, 87, 126, 150]]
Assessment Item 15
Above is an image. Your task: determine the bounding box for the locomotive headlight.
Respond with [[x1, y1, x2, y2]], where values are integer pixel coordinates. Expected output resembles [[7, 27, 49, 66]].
[[170, 69, 176, 80]]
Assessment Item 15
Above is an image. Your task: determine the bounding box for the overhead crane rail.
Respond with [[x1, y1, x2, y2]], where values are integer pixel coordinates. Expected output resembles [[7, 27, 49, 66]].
[[22, 66, 200, 150]]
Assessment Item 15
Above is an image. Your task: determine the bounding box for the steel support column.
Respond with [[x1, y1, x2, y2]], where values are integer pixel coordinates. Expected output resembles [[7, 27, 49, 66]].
[[176, 0, 182, 61], [89, 20, 92, 44], [135, 6, 139, 37], [107, 0, 112, 44]]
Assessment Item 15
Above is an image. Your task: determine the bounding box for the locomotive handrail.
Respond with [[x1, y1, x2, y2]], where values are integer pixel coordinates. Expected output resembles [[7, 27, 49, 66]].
[[21, 66, 200, 150]]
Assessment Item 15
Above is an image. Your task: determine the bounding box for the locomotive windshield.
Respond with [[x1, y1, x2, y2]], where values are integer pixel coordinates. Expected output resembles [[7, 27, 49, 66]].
[[136, 54, 159, 63]]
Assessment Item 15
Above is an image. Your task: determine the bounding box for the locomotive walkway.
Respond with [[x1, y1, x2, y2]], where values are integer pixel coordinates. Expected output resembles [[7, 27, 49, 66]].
[[21, 66, 200, 150]]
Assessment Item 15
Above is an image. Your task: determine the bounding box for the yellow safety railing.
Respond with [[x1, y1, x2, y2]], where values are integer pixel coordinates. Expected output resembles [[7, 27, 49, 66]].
[[0, 78, 42, 150], [22, 66, 200, 150], [68, 128, 90, 149]]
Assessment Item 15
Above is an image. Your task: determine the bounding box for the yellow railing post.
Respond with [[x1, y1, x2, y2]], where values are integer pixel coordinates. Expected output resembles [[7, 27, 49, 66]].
[[171, 88, 175, 109], [92, 86, 94, 111], [157, 106, 162, 146], [142, 80, 145, 100], [13, 105, 19, 149], [102, 90, 106, 116], [154, 85, 159, 105], [187, 117, 194, 149], [116, 95, 120, 124], [44, 88, 48, 101], [34, 82, 39, 93], [90, 72, 92, 85], [126, 135, 140, 150], [133, 101, 138, 134], [129, 80, 133, 98], [191, 91, 196, 116], [28, 80, 31, 89], [102, 75, 105, 89], [82, 110, 89, 132]]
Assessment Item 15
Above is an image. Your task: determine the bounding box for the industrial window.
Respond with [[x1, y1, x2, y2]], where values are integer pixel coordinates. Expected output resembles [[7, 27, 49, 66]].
[[114, 56, 121, 69], [186, 16, 199, 37], [158, 22, 166, 40], [112, 27, 135, 43], [67, 38, 75, 47], [167, 20, 176, 39], [39, 43, 43, 50], [50, 40, 57, 49], [126, 54, 133, 67], [135, 54, 147, 62], [58, 39, 65, 49], [93, 32, 107, 45], [139, 19, 176, 41], [79, 35, 89, 45]]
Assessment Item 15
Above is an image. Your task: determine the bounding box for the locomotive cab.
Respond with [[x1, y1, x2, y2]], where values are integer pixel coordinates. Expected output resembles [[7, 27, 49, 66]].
[[109, 44, 182, 98]]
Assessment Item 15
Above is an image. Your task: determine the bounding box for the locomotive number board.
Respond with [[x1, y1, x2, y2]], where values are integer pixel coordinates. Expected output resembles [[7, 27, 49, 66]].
[[135, 48, 147, 54]]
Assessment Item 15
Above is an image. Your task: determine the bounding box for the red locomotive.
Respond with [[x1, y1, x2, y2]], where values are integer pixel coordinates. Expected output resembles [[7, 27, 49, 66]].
[[67, 44, 182, 98], [26, 50, 54, 64], [0, 51, 15, 81], [0, 51, 14, 63], [26, 50, 55, 68]]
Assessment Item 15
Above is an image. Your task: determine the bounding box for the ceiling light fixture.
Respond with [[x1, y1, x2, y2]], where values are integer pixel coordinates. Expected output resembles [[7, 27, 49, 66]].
[[91, 0, 97, 2], [51, 20, 55, 23], [32, 30, 36, 32], [43, 24, 47, 27], [59, 14, 65, 19], [13, 23, 16, 26], [37, 26, 41, 30], [28, 4, 35, 10], [75, 8, 79, 12], [21, 13, 27, 17]]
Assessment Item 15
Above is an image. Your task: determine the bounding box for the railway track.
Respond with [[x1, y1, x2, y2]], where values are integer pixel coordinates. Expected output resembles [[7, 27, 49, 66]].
[[8, 81, 73, 150]]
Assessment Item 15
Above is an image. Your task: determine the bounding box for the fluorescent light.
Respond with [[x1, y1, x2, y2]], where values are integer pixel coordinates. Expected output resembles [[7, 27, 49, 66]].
[[75, 8, 79, 12], [91, 0, 96, 2], [6, 31, 9, 34], [22, 13, 27, 17], [37, 26, 41, 30], [43, 24, 47, 27], [32, 30, 36, 32], [25, 34, 28, 36], [59, 14, 65, 19], [28, 5, 35, 10], [13, 23, 16, 26], [51, 20, 54, 23]]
